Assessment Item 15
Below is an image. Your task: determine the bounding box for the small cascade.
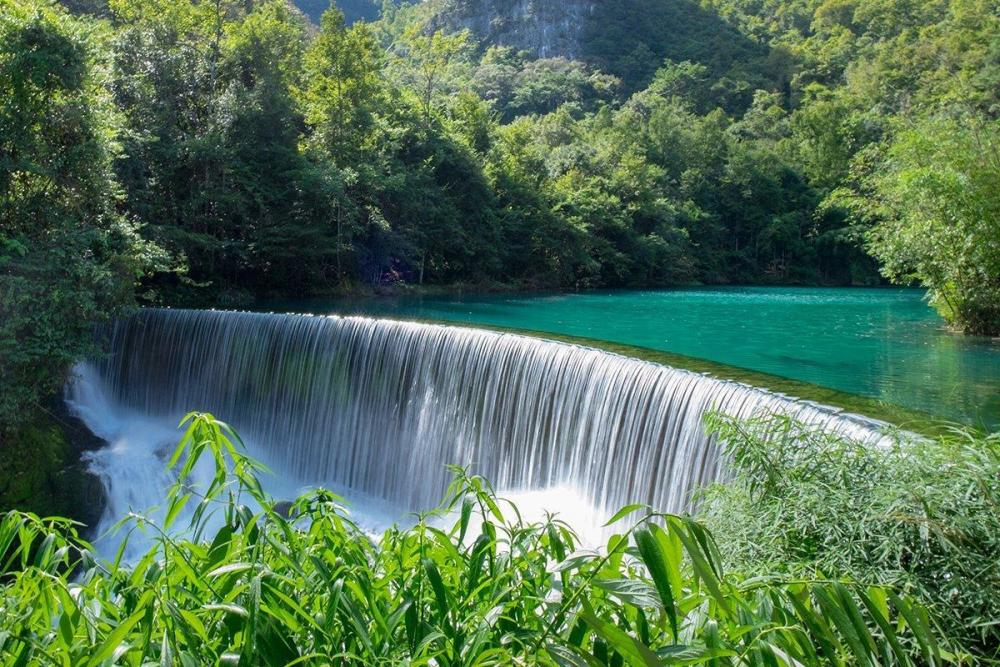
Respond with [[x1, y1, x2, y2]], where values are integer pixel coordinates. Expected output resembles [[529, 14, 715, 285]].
[[69, 308, 889, 529]]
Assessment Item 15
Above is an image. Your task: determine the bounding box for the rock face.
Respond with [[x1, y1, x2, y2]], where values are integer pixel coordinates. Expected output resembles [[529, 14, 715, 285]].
[[431, 0, 598, 58], [0, 397, 106, 535]]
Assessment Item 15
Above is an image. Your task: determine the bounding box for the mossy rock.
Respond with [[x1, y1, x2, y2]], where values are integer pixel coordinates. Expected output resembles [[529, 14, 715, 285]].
[[0, 407, 105, 532]]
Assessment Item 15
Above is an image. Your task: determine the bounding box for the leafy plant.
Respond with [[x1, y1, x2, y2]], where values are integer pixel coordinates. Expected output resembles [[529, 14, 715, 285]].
[[700, 412, 1000, 662], [844, 115, 1000, 335], [0, 413, 949, 665]]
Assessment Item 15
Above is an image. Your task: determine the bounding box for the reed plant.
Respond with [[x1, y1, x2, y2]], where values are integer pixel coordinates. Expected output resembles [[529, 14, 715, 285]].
[[1, 413, 950, 665], [700, 413, 1000, 663]]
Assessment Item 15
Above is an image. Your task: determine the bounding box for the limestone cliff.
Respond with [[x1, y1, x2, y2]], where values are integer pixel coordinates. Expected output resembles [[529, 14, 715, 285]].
[[429, 0, 598, 58]]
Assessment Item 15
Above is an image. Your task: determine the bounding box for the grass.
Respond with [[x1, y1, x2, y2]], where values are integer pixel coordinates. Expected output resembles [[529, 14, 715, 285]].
[[0, 413, 953, 665]]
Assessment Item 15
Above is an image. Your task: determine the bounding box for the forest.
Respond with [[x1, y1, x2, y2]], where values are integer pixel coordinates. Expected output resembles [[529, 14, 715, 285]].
[[3, 0, 1000, 437]]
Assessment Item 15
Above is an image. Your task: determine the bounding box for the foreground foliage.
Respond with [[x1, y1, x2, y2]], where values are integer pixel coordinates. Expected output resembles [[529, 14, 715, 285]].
[[701, 413, 1000, 662], [0, 414, 949, 665]]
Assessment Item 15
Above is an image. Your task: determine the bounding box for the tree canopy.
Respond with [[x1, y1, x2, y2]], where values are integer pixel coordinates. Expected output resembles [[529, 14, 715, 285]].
[[2, 0, 998, 426], [0, 0, 156, 430]]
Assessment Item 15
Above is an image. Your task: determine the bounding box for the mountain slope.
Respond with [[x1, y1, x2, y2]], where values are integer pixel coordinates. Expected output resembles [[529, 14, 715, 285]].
[[426, 0, 781, 100], [294, 0, 379, 23], [428, 0, 597, 59]]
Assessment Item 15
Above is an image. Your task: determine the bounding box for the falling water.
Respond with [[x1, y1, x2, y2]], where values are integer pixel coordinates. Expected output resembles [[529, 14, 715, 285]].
[[68, 308, 889, 544]]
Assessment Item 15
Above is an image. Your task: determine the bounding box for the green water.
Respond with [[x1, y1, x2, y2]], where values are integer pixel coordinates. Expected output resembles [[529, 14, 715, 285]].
[[265, 287, 1000, 429]]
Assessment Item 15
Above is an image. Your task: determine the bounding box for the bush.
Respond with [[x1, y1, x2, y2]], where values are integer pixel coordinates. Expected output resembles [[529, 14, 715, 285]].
[[700, 413, 1000, 662], [0, 413, 945, 665], [840, 115, 1000, 336]]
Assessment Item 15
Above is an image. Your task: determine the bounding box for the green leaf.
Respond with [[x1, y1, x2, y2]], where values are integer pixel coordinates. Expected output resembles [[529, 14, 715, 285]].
[[206, 562, 254, 578], [164, 492, 191, 530], [604, 504, 649, 527], [551, 550, 599, 573], [580, 605, 661, 667], [546, 641, 600, 667], [458, 495, 473, 544], [203, 604, 249, 618], [668, 517, 733, 618], [655, 644, 737, 665], [423, 557, 451, 625], [86, 610, 145, 667], [594, 578, 663, 611], [634, 525, 679, 638]]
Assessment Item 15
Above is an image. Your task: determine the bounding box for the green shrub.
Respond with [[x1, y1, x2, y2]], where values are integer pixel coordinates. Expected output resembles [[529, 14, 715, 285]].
[[0, 413, 947, 665], [0, 416, 68, 514], [700, 413, 1000, 662]]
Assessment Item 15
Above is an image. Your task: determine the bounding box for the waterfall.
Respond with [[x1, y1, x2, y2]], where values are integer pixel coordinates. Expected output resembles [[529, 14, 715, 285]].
[[68, 308, 889, 534]]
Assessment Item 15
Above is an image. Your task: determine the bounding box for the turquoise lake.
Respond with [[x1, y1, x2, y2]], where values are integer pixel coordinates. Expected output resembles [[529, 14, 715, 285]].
[[265, 287, 1000, 429]]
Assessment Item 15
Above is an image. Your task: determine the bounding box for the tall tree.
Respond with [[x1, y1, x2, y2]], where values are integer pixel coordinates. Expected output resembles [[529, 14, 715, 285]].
[[0, 0, 154, 429], [301, 8, 387, 283], [840, 114, 1000, 335], [395, 22, 472, 123]]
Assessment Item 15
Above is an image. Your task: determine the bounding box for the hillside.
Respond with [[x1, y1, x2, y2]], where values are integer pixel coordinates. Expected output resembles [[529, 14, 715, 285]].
[[295, 0, 378, 23], [426, 0, 778, 98], [426, 0, 596, 59]]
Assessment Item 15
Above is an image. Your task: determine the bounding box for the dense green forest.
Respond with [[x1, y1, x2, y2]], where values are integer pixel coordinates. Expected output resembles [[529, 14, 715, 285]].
[[1, 0, 997, 445], [2, 0, 999, 432]]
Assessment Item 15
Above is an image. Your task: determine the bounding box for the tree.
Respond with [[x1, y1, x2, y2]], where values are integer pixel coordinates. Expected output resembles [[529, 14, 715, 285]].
[[395, 23, 472, 123], [219, 0, 340, 294], [108, 0, 240, 300], [840, 113, 1000, 334], [507, 57, 619, 117], [302, 8, 385, 162], [0, 0, 155, 429], [301, 7, 388, 284]]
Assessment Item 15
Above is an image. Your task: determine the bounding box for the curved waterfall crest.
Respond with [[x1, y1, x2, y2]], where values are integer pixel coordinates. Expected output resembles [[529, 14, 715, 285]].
[[78, 308, 888, 517]]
